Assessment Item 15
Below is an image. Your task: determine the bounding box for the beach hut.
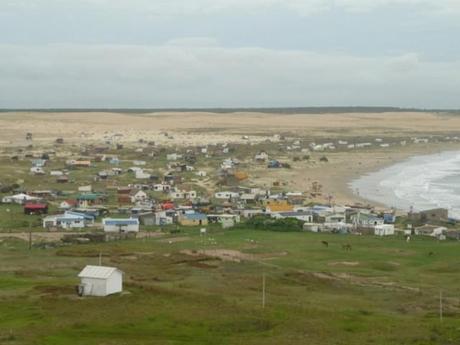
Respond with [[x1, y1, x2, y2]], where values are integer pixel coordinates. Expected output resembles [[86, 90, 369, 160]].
[[77, 265, 123, 297]]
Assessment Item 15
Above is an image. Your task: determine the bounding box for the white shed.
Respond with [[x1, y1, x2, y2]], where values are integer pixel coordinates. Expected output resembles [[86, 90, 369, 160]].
[[374, 224, 395, 236], [78, 265, 123, 297]]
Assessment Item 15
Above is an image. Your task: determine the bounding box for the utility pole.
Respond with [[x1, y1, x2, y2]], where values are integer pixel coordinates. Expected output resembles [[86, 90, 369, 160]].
[[439, 290, 443, 322], [262, 273, 266, 309]]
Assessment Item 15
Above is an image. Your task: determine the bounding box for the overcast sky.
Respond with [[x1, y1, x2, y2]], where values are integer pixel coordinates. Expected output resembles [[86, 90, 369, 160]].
[[1, 0, 459, 108]]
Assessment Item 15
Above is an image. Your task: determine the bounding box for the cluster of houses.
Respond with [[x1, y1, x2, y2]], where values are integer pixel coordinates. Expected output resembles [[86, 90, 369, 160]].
[[3, 177, 458, 240]]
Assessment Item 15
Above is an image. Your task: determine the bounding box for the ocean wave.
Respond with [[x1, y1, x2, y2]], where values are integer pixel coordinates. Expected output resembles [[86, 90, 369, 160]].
[[351, 151, 460, 219]]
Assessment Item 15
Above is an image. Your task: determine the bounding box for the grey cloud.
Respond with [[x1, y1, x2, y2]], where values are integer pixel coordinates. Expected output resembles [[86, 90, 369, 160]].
[[1, 43, 459, 108]]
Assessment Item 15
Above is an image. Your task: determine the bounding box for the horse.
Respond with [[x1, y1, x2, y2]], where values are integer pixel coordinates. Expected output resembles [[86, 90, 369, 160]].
[[342, 244, 352, 251]]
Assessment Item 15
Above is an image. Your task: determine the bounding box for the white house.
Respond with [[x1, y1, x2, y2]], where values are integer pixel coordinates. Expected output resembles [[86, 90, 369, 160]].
[[78, 265, 123, 297], [130, 190, 148, 203], [2, 193, 40, 205], [374, 224, 395, 236], [254, 151, 269, 161], [102, 218, 140, 233], [135, 170, 151, 179], [30, 167, 45, 175], [153, 184, 170, 192], [169, 190, 185, 199], [42, 211, 93, 229], [78, 185, 92, 192], [167, 153, 182, 161], [215, 191, 240, 199]]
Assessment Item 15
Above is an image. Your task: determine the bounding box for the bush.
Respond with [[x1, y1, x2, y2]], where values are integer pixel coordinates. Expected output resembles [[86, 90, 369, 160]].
[[320, 156, 329, 162], [245, 215, 304, 232], [302, 155, 310, 160]]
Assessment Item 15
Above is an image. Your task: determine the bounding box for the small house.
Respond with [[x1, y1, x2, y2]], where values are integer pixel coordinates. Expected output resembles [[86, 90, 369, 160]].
[[43, 211, 93, 229], [374, 224, 395, 236], [57, 175, 69, 183], [130, 190, 148, 203], [2, 193, 40, 205], [215, 191, 240, 200], [24, 203, 48, 215], [102, 218, 140, 233], [30, 167, 45, 175], [179, 212, 208, 226], [77, 265, 122, 297], [59, 200, 78, 210]]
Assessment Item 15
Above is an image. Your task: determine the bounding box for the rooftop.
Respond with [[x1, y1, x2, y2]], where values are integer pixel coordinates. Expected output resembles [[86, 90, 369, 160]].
[[78, 265, 120, 279]]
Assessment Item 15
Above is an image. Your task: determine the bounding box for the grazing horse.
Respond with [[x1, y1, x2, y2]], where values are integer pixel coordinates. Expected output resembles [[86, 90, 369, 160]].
[[321, 241, 329, 247], [342, 244, 352, 251]]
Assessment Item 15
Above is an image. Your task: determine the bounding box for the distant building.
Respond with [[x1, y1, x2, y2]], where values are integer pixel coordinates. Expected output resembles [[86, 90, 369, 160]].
[[102, 218, 140, 233], [179, 212, 208, 226]]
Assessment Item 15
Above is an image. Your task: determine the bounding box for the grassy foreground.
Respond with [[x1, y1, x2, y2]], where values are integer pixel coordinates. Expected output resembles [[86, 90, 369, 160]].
[[0, 228, 459, 345]]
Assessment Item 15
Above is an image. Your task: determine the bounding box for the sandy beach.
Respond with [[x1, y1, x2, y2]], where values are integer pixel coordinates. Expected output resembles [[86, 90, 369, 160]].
[[2, 110, 460, 207]]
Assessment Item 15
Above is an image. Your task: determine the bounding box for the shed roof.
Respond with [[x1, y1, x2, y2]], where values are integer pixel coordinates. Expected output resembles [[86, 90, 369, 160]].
[[78, 265, 120, 279], [103, 218, 139, 225], [184, 213, 207, 220]]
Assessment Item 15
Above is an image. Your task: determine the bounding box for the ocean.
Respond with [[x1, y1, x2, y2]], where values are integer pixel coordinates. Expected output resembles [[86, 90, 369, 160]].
[[350, 151, 460, 219]]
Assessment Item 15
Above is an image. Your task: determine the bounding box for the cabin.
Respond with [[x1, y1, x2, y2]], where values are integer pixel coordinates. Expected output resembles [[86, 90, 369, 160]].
[[374, 224, 395, 236], [130, 190, 148, 203], [2, 193, 40, 205], [77, 193, 106, 208], [254, 151, 269, 161], [264, 200, 294, 213], [102, 218, 140, 233], [56, 175, 69, 183], [24, 203, 48, 215], [42, 211, 94, 229], [59, 200, 78, 210], [179, 212, 208, 226], [215, 191, 240, 200], [77, 265, 122, 297], [30, 167, 45, 175]]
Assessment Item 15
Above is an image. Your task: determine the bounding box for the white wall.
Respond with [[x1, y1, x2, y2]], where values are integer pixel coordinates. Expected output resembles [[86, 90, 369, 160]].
[[81, 271, 122, 296]]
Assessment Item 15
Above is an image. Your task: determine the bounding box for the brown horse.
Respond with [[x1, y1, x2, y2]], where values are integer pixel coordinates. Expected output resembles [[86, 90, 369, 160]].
[[342, 244, 352, 251]]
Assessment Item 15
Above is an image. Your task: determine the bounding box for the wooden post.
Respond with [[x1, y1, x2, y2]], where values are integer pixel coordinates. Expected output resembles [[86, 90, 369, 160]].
[[439, 290, 443, 322], [262, 273, 266, 309], [28, 222, 32, 250]]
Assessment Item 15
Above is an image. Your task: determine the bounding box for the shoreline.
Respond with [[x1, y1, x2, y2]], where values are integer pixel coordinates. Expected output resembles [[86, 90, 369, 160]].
[[342, 144, 460, 212]]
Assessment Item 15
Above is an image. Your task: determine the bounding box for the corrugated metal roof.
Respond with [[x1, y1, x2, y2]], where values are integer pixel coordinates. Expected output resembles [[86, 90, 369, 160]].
[[78, 265, 120, 279], [103, 218, 139, 225], [184, 213, 207, 220]]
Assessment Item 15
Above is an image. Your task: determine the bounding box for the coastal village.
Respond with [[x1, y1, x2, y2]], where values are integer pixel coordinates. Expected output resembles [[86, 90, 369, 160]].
[[1, 130, 459, 243], [1, 112, 460, 344]]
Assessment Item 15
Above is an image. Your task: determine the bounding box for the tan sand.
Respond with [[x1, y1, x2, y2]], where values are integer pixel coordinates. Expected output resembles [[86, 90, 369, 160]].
[[2, 111, 460, 206]]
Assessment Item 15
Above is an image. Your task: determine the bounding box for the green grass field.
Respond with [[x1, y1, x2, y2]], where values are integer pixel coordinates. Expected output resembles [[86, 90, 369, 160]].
[[0, 228, 459, 345]]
